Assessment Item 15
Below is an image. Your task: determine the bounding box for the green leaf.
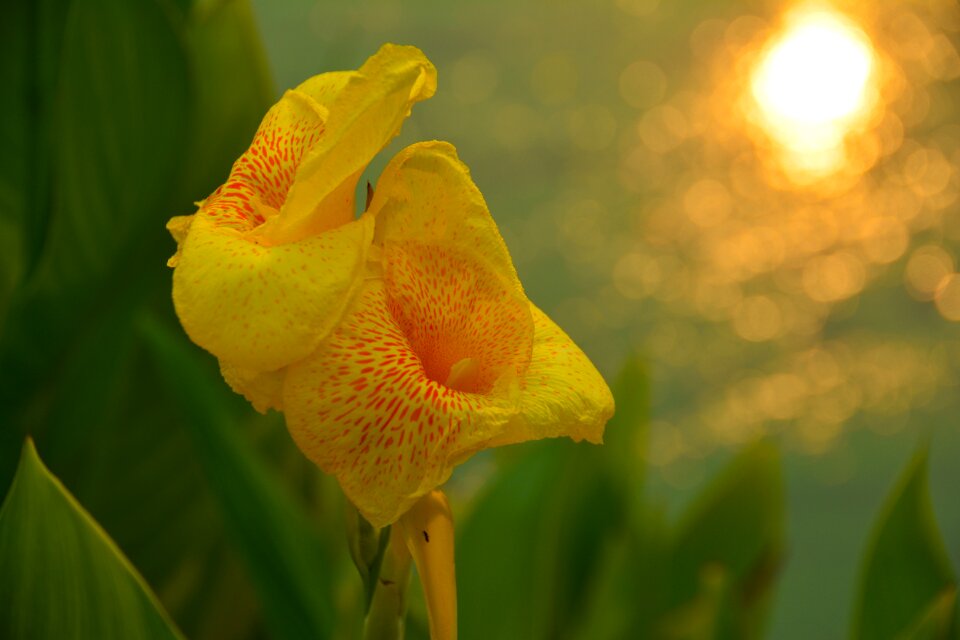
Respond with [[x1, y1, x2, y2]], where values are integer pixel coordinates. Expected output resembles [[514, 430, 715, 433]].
[[899, 588, 958, 640], [139, 314, 338, 640], [0, 439, 183, 640], [41, 0, 189, 287], [603, 357, 649, 520], [458, 439, 625, 640], [852, 448, 957, 640], [0, 0, 72, 303], [665, 440, 785, 640], [178, 0, 274, 202], [0, 0, 190, 419]]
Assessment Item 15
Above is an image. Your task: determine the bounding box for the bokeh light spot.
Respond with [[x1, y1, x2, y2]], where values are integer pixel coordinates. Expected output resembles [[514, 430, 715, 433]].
[[935, 274, 960, 321], [905, 245, 954, 300]]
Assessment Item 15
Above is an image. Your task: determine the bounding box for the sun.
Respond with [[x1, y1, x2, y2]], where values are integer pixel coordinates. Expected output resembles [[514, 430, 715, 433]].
[[750, 6, 877, 173]]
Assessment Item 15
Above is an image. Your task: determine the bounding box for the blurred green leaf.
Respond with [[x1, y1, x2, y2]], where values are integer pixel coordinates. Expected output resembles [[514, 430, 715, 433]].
[[852, 448, 957, 640], [899, 588, 958, 640], [29, 300, 245, 638], [0, 439, 183, 640], [0, 0, 190, 419], [0, 0, 72, 492], [664, 440, 785, 640], [178, 0, 274, 202], [458, 441, 625, 640], [0, 0, 71, 304], [603, 357, 649, 520], [140, 314, 338, 640], [42, 0, 189, 286]]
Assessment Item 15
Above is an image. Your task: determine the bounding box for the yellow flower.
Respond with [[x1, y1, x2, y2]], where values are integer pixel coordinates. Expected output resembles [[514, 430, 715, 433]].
[[167, 44, 436, 406], [167, 45, 614, 530], [283, 142, 614, 528]]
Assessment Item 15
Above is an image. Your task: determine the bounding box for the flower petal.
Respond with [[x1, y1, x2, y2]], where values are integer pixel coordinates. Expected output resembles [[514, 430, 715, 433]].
[[220, 362, 285, 413], [283, 280, 519, 527], [195, 79, 333, 237], [258, 44, 438, 244], [369, 141, 522, 291], [171, 213, 374, 372], [491, 305, 615, 448]]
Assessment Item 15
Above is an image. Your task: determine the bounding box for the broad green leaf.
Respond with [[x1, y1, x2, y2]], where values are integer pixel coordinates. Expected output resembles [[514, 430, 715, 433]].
[[139, 314, 338, 640], [0, 439, 183, 640], [665, 440, 785, 640], [852, 449, 957, 640]]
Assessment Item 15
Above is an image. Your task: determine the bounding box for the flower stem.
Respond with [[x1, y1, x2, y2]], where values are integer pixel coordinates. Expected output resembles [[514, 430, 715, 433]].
[[398, 490, 458, 640], [363, 526, 412, 640]]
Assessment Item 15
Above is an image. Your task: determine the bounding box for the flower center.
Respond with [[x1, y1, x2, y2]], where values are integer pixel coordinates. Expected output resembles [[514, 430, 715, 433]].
[[383, 242, 533, 397]]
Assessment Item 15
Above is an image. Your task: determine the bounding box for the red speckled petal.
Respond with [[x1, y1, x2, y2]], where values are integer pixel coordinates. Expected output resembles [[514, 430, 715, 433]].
[[382, 241, 532, 394], [257, 44, 437, 244], [197, 79, 337, 235], [283, 280, 518, 527], [168, 46, 437, 374]]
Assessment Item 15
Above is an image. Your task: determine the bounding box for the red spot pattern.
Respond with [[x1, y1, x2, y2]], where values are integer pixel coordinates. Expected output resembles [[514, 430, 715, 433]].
[[200, 105, 325, 232], [284, 246, 531, 524], [384, 241, 532, 393]]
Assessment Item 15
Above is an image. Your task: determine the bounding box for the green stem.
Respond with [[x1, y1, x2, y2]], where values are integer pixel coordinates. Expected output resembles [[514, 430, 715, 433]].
[[363, 526, 412, 640]]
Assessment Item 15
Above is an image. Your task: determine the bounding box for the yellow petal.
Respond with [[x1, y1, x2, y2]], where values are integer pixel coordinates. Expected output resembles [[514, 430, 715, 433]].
[[369, 141, 522, 291], [172, 213, 374, 372], [257, 44, 437, 244], [283, 280, 519, 528], [166, 215, 194, 267], [220, 362, 285, 413], [489, 305, 615, 448]]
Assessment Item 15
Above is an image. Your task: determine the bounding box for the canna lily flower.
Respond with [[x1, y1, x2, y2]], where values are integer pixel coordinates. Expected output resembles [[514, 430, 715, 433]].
[[167, 44, 436, 409], [282, 141, 615, 528], [167, 43, 613, 640]]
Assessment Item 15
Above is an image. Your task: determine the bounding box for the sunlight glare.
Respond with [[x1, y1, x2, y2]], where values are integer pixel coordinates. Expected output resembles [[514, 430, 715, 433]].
[[751, 7, 876, 174]]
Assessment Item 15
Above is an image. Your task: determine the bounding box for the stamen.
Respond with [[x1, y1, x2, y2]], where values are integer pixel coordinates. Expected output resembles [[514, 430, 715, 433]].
[[444, 358, 479, 392]]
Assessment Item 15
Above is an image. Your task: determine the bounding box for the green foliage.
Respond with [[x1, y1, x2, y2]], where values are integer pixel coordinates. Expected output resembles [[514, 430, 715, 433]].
[[140, 317, 338, 640], [664, 441, 784, 640], [457, 358, 645, 640], [852, 449, 958, 640], [0, 440, 183, 640], [455, 359, 786, 640], [0, 0, 281, 637]]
